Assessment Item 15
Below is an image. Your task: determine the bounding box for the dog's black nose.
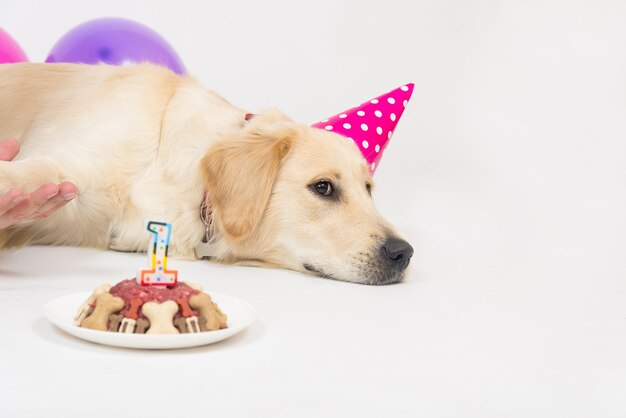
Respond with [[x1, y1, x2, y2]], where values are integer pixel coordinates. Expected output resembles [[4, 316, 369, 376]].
[[382, 238, 414, 267]]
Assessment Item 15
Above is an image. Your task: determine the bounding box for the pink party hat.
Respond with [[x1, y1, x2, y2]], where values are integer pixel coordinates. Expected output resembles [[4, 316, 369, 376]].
[[312, 83, 414, 173]]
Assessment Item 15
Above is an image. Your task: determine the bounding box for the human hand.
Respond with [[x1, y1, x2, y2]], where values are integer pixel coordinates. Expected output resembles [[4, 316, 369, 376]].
[[0, 139, 78, 229]]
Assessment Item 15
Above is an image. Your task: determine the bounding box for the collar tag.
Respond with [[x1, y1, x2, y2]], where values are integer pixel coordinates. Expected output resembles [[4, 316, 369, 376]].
[[194, 241, 216, 260], [197, 194, 214, 260]]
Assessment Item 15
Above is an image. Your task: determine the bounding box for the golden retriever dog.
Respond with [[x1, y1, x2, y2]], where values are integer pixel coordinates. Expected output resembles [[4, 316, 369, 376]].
[[0, 63, 413, 285]]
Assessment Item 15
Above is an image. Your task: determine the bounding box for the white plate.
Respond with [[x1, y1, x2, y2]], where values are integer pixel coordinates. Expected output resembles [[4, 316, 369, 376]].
[[44, 292, 256, 349]]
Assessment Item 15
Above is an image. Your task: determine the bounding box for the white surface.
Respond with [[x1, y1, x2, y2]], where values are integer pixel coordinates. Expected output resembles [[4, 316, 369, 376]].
[[1, 0, 626, 417], [44, 292, 255, 349]]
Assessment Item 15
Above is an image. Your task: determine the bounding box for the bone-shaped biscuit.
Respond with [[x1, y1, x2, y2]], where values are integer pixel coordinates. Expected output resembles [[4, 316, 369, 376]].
[[119, 298, 143, 333], [189, 293, 227, 331], [173, 316, 201, 333], [135, 318, 150, 334], [119, 318, 136, 333], [142, 300, 180, 334], [126, 299, 143, 319], [108, 314, 123, 332], [177, 297, 195, 317], [81, 293, 124, 331], [176, 297, 201, 332], [186, 317, 201, 333], [174, 317, 188, 333], [188, 282, 203, 292], [74, 284, 112, 325]]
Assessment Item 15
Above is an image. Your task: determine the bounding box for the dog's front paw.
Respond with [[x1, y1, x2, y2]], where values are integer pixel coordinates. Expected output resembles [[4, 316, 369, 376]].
[[0, 161, 19, 194]]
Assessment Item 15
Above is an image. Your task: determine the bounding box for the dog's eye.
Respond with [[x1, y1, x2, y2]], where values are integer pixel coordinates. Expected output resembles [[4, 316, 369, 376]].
[[366, 183, 372, 195], [313, 181, 333, 196]]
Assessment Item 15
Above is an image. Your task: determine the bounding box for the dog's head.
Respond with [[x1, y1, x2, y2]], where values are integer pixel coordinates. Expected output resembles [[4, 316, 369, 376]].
[[201, 110, 413, 285]]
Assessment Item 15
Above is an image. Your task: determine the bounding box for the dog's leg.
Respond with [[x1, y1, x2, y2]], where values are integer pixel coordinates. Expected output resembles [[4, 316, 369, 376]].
[[0, 158, 65, 194], [0, 158, 79, 249]]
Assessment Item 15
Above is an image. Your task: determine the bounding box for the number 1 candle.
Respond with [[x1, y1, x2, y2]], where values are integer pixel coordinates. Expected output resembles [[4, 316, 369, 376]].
[[137, 220, 178, 287]]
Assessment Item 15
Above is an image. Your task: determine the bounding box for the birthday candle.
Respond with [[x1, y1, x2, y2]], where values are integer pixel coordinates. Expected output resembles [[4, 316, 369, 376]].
[[137, 221, 178, 286]]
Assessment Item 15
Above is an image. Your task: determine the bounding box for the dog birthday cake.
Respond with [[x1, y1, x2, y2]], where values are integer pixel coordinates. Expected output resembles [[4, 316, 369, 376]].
[[74, 221, 227, 334]]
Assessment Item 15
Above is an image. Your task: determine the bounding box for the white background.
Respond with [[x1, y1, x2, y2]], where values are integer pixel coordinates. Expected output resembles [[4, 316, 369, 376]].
[[1, 1, 625, 417]]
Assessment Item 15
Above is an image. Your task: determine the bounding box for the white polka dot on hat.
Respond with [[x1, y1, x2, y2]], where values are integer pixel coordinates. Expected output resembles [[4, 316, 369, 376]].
[[312, 83, 414, 173]]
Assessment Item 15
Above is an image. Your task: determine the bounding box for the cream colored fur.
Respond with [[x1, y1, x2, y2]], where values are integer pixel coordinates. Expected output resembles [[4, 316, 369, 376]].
[[0, 63, 405, 284]]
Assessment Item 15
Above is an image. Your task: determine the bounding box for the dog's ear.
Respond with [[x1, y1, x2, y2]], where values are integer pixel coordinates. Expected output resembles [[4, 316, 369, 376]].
[[201, 113, 296, 242]]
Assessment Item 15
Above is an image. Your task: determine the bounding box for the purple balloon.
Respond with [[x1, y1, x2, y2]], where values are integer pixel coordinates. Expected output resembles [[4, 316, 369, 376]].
[[46, 17, 186, 74]]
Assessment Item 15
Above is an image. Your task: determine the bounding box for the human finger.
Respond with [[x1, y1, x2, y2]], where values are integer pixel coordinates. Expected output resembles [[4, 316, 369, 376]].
[[0, 189, 25, 219], [0, 139, 20, 161], [33, 182, 77, 218], [10, 183, 59, 221]]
